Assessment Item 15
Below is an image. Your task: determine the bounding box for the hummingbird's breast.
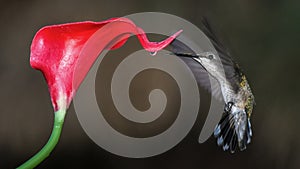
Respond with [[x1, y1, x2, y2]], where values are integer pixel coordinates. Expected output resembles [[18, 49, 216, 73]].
[[219, 74, 254, 110]]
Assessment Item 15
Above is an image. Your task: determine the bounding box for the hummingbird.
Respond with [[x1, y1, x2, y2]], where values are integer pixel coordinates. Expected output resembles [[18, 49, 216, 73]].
[[169, 19, 255, 153]]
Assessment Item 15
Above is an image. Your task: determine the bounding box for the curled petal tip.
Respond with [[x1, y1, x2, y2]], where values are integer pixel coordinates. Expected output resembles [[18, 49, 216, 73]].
[[135, 28, 183, 52]]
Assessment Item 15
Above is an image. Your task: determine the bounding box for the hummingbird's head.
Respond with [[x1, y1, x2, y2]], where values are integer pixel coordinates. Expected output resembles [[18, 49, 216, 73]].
[[193, 52, 225, 77]]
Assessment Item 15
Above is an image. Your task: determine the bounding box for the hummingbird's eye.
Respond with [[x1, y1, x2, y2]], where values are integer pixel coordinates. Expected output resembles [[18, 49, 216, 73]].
[[208, 54, 214, 60]]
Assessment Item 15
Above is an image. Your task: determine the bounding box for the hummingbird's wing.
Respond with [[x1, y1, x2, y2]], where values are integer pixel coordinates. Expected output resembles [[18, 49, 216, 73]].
[[170, 39, 224, 101], [201, 18, 242, 92], [170, 18, 242, 95]]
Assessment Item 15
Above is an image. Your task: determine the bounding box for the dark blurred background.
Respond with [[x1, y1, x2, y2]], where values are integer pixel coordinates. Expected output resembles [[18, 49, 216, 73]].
[[1, 0, 300, 168]]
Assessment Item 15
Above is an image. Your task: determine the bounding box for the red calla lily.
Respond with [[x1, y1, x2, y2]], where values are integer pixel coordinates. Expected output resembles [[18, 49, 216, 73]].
[[30, 17, 182, 111], [18, 17, 181, 169]]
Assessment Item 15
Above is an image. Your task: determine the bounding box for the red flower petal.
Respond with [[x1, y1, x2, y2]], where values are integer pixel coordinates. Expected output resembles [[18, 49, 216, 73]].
[[30, 18, 182, 111]]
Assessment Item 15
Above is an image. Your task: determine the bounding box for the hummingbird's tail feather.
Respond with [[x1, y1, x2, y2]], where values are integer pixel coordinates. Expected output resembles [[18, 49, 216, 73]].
[[237, 118, 252, 151], [214, 111, 238, 153], [214, 109, 253, 153], [244, 118, 252, 145]]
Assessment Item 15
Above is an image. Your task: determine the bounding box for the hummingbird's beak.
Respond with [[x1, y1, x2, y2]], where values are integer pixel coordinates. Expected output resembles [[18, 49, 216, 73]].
[[169, 52, 199, 58]]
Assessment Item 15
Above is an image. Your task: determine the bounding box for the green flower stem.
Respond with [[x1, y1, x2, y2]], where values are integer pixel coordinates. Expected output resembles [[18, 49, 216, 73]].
[[17, 109, 66, 169]]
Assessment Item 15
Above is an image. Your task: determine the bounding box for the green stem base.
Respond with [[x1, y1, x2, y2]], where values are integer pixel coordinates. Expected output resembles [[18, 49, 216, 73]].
[[17, 109, 66, 169]]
